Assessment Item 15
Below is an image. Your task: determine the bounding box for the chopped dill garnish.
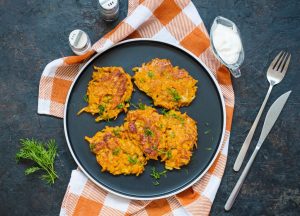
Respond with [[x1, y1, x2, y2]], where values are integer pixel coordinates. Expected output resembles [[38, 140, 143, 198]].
[[160, 170, 167, 178], [158, 149, 165, 154], [83, 95, 89, 103], [130, 101, 146, 110], [185, 169, 189, 175], [148, 71, 154, 78], [153, 181, 160, 186], [166, 150, 172, 159], [158, 149, 172, 159], [117, 103, 124, 109], [113, 128, 121, 137], [130, 102, 138, 109], [167, 88, 181, 102], [98, 105, 105, 116], [167, 112, 185, 124], [152, 146, 158, 150], [204, 129, 211, 135], [150, 167, 167, 186], [138, 102, 145, 110], [125, 98, 131, 103], [128, 155, 137, 164], [89, 143, 95, 151], [144, 128, 154, 137], [161, 109, 168, 115], [113, 148, 121, 155], [150, 167, 167, 179]]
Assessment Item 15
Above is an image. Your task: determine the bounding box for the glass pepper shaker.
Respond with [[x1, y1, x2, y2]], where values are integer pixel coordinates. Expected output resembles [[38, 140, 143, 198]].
[[99, 0, 119, 22]]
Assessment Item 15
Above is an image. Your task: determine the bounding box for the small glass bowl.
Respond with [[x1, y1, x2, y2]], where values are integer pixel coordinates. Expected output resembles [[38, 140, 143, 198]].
[[210, 16, 244, 78]]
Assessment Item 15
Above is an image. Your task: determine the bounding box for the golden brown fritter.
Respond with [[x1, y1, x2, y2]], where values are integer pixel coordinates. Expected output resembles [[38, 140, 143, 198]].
[[158, 110, 198, 170], [85, 106, 198, 175], [85, 126, 147, 176], [78, 66, 133, 122], [124, 107, 164, 160], [133, 59, 198, 109]]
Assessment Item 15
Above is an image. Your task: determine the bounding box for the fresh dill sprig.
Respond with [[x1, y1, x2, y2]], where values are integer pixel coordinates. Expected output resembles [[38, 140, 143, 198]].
[[16, 139, 58, 185]]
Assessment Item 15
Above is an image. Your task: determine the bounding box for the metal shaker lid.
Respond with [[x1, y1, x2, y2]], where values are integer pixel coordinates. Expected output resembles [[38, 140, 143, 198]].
[[69, 30, 88, 50], [99, 0, 118, 10]]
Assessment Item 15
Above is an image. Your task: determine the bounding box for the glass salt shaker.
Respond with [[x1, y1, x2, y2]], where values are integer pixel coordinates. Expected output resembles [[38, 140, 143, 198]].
[[99, 0, 119, 22], [69, 29, 91, 55], [210, 16, 244, 78]]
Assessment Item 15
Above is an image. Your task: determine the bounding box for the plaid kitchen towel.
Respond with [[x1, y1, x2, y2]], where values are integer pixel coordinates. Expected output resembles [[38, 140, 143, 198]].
[[38, 0, 234, 215]]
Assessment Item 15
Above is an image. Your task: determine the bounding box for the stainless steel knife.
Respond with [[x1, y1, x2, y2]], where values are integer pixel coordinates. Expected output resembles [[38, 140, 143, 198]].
[[225, 90, 292, 211]]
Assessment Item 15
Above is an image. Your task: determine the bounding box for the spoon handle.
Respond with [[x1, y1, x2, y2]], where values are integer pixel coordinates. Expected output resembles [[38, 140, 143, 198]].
[[233, 85, 273, 171]]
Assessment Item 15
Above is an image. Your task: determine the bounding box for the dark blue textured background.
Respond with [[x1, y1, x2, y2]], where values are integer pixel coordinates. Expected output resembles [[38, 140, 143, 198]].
[[1, 0, 299, 215]]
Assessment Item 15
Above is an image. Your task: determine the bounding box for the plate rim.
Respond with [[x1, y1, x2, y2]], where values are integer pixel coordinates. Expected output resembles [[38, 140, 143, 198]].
[[63, 38, 227, 200]]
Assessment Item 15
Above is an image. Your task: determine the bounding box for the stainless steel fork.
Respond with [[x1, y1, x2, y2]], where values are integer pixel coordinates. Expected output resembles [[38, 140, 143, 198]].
[[233, 51, 291, 171]]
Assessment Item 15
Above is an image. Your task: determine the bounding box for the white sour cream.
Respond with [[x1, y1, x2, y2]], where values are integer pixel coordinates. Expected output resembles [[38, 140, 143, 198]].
[[212, 24, 242, 65]]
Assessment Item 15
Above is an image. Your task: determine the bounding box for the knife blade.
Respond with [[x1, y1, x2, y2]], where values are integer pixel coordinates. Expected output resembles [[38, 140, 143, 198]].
[[225, 90, 292, 211], [256, 90, 292, 149]]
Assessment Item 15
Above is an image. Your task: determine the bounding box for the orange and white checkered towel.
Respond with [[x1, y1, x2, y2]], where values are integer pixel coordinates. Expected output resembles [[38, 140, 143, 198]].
[[38, 0, 234, 215]]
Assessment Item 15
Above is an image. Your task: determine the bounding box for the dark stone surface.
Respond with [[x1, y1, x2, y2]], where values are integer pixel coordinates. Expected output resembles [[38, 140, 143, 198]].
[[0, 0, 299, 215]]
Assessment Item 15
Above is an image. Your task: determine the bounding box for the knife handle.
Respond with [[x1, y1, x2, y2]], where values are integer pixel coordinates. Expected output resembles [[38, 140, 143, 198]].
[[225, 147, 259, 211], [233, 85, 273, 171]]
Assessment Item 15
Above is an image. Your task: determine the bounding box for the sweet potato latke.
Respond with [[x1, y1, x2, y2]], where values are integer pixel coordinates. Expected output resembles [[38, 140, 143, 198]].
[[85, 126, 147, 176], [85, 106, 198, 175], [78, 66, 133, 122], [133, 58, 198, 109]]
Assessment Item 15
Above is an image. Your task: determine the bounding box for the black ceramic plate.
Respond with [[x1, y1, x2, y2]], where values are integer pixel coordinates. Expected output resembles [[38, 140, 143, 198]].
[[64, 39, 226, 200]]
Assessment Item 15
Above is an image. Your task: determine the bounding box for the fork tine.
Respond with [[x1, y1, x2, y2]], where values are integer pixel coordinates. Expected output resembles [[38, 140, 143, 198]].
[[275, 52, 286, 71], [268, 51, 283, 70], [278, 52, 289, 72], [274, 51, 287, 70], [281, 54, 291, 76]]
